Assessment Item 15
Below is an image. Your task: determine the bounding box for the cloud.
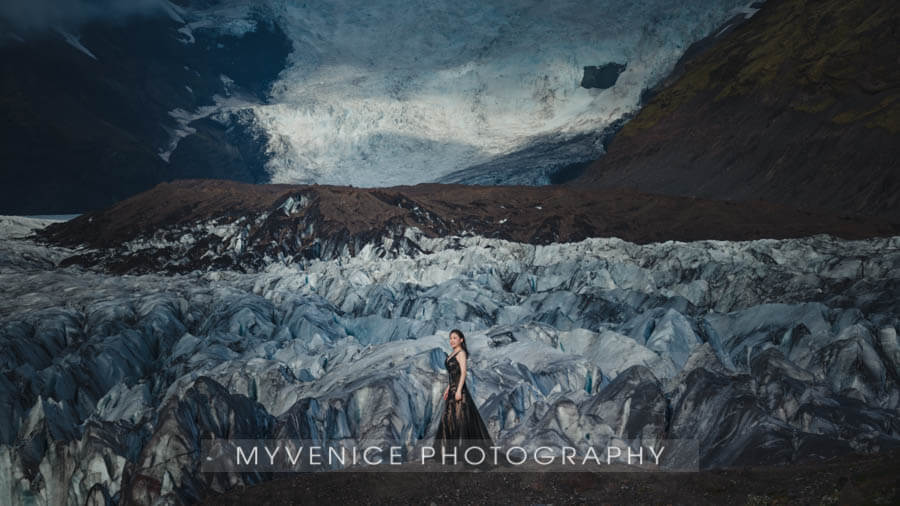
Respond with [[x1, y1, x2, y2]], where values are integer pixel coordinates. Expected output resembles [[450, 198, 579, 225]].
[[0, 0, 167, 32]]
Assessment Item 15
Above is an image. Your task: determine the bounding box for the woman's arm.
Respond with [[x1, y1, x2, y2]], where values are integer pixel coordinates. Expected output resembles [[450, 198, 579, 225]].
[[455, 351, 467, 401]]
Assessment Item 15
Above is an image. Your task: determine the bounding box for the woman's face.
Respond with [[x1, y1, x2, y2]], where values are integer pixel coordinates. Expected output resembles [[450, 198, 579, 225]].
[[449, 331, 462, 349]]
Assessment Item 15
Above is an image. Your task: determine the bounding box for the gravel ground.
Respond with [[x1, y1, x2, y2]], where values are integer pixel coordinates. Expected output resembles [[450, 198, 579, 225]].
[[199, 450, 900, 505]]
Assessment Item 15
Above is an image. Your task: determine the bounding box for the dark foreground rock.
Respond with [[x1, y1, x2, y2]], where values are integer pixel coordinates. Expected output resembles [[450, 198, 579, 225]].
[[197, 449, 900, 505]]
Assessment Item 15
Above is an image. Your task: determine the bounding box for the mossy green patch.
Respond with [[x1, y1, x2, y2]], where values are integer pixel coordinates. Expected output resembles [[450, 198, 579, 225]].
[[791, 95, 836, 114], [865, 97, 900, 134], [622, 0, 899, 135]]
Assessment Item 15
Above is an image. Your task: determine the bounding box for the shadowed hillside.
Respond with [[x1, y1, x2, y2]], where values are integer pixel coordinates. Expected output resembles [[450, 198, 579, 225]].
[[575, 0, 900, 220]]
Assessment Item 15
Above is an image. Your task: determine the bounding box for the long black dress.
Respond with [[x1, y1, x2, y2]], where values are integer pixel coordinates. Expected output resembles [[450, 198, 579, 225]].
[[433, 350, 493, 460]]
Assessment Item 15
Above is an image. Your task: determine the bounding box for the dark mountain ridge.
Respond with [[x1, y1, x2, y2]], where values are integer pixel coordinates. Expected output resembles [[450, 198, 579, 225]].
[[574, 0, 900, 221], [0, 9, 291, 214]]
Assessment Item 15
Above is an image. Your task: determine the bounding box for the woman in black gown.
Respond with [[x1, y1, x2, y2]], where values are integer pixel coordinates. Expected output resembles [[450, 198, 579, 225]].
[[433, 329, 494, 464]]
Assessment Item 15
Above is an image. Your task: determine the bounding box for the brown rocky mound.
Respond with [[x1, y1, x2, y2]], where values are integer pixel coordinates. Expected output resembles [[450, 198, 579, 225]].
[[40, 179, 898, 254]]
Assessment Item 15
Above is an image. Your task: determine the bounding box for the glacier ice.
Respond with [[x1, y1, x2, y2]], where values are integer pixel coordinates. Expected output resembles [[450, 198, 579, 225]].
[[161, 0, 756, 186], [1, 216, 899, 503]]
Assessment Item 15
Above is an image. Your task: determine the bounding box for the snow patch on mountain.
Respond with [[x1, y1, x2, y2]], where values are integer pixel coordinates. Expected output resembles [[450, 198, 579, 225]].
[[54, 28, 97, 60], [158, 94, 264, 162]]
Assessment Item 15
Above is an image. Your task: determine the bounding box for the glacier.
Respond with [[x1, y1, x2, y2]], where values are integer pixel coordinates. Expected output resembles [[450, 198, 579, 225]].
[[1, 215, 899, 503], [161, 0, 758, 186]]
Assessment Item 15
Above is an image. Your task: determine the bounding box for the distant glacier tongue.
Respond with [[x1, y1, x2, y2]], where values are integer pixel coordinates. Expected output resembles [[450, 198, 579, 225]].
[[236, 0, 754, 185]]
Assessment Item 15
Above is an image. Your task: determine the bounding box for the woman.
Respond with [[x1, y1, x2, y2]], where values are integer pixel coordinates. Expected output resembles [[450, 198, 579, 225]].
[[433, 329, 494, 465]]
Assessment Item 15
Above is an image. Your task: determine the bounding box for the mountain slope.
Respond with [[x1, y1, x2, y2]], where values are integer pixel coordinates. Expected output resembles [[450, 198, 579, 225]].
[[0, 9, 291, 214], [574, 0, 900, 220]]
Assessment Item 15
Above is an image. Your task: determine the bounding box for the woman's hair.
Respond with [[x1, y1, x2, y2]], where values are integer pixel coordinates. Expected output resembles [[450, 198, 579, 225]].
[[450, 328, 469, 356]]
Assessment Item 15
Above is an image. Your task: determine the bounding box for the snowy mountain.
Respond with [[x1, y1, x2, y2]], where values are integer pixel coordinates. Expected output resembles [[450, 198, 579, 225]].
[[2, 197, 900, 503], [2, 0, 757, 213], [201, 0, 757, 187]]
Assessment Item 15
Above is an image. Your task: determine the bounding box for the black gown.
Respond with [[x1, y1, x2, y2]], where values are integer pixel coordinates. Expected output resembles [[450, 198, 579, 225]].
[[433, 350, 493, 460]]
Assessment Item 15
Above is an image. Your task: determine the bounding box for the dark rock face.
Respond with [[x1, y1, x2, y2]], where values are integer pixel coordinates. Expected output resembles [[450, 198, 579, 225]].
[[575, 0, 900, 221], [0, 12, 292, 214], [580, 63, 627, 89], [168, 111, 272, 184]]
